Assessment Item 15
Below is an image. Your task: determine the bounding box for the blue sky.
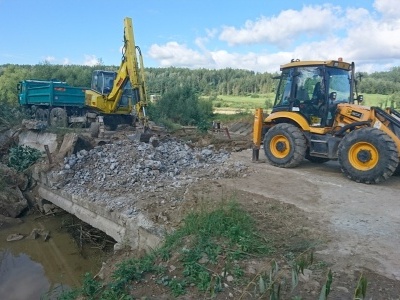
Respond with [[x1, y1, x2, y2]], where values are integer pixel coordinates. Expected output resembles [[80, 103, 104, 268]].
[[0, 0, 398, 73]]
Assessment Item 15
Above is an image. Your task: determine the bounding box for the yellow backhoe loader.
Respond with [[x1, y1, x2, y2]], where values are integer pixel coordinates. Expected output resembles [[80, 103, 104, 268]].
[[253, 58, 400, 184]]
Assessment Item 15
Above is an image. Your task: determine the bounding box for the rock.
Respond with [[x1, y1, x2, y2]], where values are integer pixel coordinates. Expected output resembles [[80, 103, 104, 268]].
[[27, 228, 40, 240], [94, 262, 107, 280], [169, 265, 176, 272], [299, 268, 312, 282], [27, 228, 50, 241], [21, 119, 47, 130], [7, 233, 24, 242], [336, 286, 350, 293], [44, 137, 245, 215], [43, 203, 57, 214], [0, 186, 28, 218], [198, 254, 209, 264], [149, 136, 159, 147], [0, 215, 23, 225], [0, 163, 29, 191]]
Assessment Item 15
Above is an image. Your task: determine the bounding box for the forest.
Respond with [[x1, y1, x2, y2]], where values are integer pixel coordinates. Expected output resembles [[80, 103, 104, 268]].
[[2, 62, 400, 105], [1, 62, 400, 129]]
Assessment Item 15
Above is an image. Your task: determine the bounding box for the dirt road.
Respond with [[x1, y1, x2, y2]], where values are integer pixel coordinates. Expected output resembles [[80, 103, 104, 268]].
[[225, 149, 400, 281]]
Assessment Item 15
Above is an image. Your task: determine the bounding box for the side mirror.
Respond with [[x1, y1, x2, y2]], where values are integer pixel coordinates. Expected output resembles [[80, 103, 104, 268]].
[[357, 95, 364, 103]]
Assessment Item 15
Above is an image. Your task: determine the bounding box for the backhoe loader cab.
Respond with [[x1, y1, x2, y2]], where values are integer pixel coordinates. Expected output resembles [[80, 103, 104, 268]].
[[272, 60, 354, 127], [253, 59, 400, 184]]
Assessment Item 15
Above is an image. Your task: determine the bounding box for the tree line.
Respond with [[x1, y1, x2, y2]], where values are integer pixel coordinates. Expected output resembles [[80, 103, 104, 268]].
[[1, 62, 400, 106], [0, 63, 278, 105]]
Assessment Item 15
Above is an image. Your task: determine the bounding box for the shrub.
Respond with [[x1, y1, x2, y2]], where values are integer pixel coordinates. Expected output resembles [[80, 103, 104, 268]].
[[148, 85, 212, 127], [8, 145, 42, 172]]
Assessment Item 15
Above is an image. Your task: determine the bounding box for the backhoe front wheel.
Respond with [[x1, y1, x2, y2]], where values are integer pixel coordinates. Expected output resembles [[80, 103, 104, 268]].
[[263, 123, 307, 168], [338, 127, 399, 184]]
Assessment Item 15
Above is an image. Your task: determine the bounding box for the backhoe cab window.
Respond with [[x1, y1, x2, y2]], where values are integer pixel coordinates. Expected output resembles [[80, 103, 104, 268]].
[[326, 68, 351, 103], [275, 71, 292, 106], [274, 66, 351, 107]]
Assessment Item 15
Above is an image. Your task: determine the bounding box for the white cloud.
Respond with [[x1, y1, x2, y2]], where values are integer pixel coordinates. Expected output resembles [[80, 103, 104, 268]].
[[148, 42, 212, 68], [219, 5, 342, 47], [44, 56, 55, 63], [373, 0, 400, 19], [209, 50, 292, 72], [83, 54, 100, 66], [62, 58, 70, 65], [146, 3, 400, 73]]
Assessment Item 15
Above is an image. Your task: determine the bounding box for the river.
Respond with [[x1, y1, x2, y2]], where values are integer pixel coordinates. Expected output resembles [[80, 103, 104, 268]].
[[0, 212, 113, 300]]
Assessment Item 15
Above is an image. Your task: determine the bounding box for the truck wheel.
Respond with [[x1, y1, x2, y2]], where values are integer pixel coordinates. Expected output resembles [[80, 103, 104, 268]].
[[263, 123, 307, 168], [90, 122, 100, 138], [50, 108, 68, 127], [35, 108, 46, 122], [338, 127, 399, 183]]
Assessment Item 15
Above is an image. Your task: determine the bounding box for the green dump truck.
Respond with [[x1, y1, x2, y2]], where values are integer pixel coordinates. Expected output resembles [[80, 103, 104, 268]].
[[18, 79, 89, 127]]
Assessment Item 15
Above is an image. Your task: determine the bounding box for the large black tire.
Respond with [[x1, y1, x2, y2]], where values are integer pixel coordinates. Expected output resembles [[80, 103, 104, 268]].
[[338, 127, 399, 184], [394, 164, 400, 176], [49, 108, 68, 127], [263, 123, 307, 168]]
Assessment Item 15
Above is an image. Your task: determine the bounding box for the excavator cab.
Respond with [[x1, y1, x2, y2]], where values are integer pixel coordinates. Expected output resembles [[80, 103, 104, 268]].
[[91, 70, 117, 95]]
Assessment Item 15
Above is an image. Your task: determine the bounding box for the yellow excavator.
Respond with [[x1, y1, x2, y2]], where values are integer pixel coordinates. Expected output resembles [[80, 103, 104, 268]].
[[85, 17, 149, 135], [253, 58, 400, 184]]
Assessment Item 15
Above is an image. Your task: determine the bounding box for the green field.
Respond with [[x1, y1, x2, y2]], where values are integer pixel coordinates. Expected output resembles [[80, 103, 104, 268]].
[[362, 93, 396, 107], [210, 94, 274, 109], [209, 93, 396, 113]]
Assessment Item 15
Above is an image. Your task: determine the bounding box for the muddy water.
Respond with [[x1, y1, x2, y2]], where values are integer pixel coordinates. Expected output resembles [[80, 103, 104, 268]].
[[0, 213, 112, 300]]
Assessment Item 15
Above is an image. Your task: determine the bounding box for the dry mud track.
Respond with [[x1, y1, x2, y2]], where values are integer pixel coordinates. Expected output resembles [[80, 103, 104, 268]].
[[224, 149, 400, 281]]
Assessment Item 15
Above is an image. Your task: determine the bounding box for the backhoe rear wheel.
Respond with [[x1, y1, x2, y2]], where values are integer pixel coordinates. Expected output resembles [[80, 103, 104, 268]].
[[338, 127, 399, 183], [263, 123, 307, 168]]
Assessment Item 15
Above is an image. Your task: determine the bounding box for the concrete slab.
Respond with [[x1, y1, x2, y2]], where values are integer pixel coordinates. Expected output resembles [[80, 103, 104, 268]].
[[37, 185, 164, 251], [19, 131, 58, 154]]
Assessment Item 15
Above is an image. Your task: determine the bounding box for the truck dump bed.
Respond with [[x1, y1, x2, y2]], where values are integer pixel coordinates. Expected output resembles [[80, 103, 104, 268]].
[[18, 80, 86, 107]]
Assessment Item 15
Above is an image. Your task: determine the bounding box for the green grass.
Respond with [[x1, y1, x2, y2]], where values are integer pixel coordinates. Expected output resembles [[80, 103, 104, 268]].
[[205, 93, 275, 110], [362, 93, 394, 107], [58, 200, 274, 299], [209, 93, 396, 112]]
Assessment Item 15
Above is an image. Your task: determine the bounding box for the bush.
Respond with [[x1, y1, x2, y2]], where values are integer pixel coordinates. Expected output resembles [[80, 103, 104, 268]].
[[8, 145, 42, 172], [148, 85, 212, 127]]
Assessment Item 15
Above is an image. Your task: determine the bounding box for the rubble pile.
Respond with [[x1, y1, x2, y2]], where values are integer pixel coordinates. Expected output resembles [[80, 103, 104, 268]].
[[49, 136, 247, 215]]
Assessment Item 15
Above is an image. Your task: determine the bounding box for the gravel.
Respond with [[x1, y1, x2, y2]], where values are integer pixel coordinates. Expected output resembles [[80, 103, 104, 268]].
[[49, 136, 247, 216]]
